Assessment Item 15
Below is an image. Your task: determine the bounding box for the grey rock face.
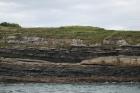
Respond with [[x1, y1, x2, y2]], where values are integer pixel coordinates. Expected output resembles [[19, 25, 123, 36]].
[[0, 46, 140, 63]]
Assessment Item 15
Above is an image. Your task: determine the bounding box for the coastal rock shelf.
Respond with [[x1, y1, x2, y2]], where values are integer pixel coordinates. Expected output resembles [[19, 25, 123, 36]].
[[0, 58, 140, 83], [0, 45, 140, 83]]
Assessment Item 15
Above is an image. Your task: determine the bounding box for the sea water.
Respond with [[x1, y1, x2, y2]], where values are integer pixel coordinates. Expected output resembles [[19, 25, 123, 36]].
[[0, 82, 140, 93]]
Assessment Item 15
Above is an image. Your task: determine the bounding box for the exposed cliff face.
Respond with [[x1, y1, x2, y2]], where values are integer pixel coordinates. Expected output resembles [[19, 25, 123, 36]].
[[0, 26, 140, 83], [0, 46, 140, 63], [0, 46, 140, 83], [1, 35, 88, 48], [0, 58, 140, 83], [0, 35, 132, 48]]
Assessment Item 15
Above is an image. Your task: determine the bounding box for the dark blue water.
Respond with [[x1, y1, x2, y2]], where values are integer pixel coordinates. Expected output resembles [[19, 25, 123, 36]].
[[0, 82, 140, 93]]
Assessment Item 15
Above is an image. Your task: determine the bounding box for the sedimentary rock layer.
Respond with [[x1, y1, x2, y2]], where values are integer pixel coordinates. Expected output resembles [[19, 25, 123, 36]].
[[0, 58, 140, 83], [0, 45, 140, 63]]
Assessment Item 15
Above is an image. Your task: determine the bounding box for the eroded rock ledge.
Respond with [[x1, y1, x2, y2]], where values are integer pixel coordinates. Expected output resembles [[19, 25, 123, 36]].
[[0, 45, 140, 63], [0, 58, 140, 83], [0, 45, 140, 83]]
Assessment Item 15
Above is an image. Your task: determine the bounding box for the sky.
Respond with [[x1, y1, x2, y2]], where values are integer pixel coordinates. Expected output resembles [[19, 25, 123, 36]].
[[0, 0, 139, 30]]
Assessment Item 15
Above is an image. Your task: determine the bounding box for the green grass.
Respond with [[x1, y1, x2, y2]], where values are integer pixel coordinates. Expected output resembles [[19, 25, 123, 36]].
[[0, 26, 140, 47]]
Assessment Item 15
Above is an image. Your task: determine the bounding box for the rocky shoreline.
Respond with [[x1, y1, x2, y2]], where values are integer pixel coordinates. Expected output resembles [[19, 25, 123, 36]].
[[0, 25, 140, 83], [0, 58, 140, 83], [0, 45, 140, 83]]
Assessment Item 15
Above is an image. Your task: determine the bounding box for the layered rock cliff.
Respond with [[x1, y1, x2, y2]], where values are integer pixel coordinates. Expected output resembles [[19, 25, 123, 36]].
[[0, 26, 140, 83], [0, 45, 140, 63], [0, 58, 140, 83]]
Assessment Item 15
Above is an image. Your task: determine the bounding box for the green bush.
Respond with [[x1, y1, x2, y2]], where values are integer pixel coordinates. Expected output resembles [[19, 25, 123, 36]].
[[0, 22, 21, 28]]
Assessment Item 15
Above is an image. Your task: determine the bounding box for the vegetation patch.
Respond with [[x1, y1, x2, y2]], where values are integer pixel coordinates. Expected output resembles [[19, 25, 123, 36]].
[[0, 22, 140, 48]]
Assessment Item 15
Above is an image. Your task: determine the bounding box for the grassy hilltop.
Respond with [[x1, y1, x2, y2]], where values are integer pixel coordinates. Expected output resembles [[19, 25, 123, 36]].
[[0, 22, 140, 48]]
